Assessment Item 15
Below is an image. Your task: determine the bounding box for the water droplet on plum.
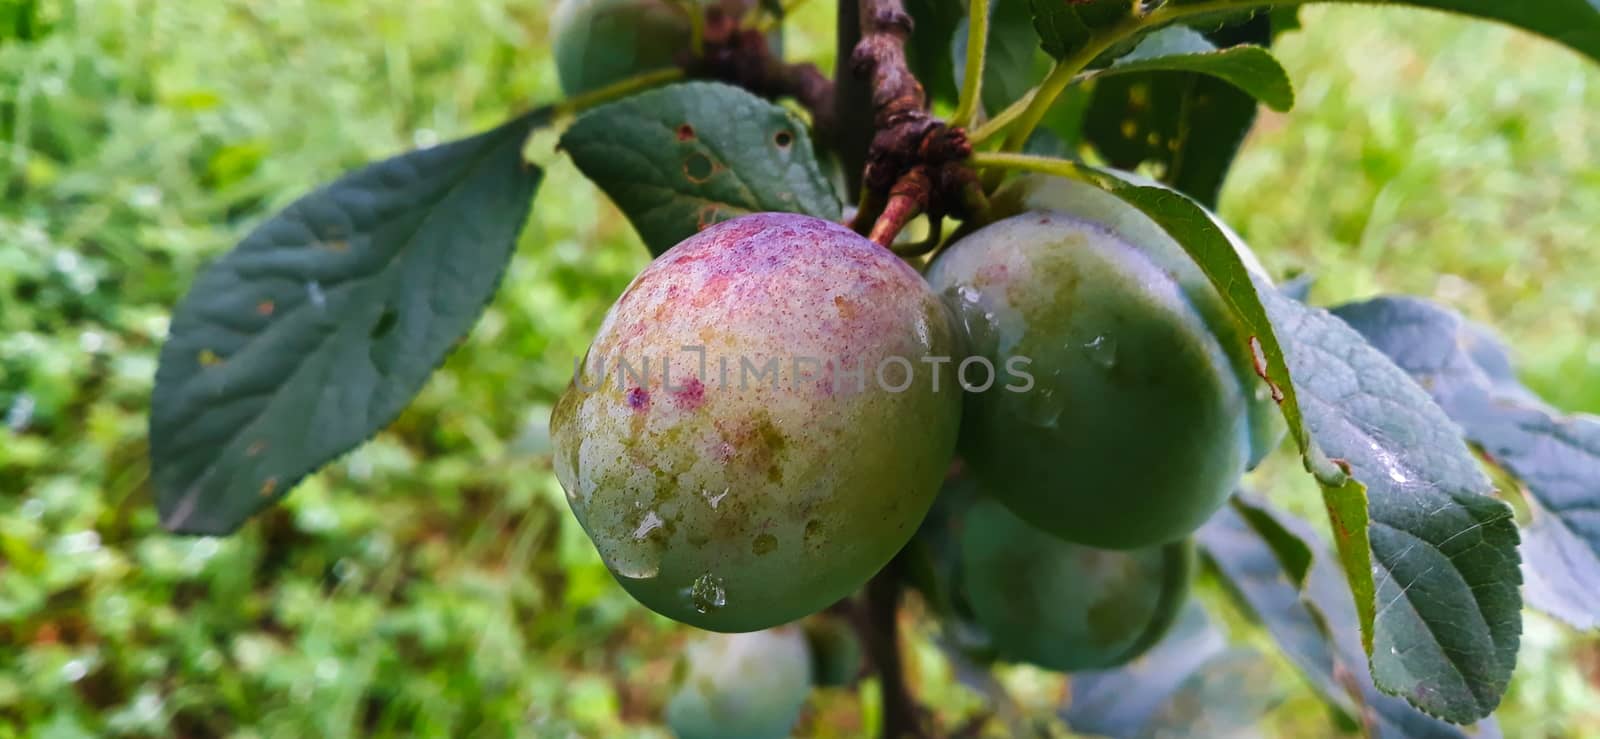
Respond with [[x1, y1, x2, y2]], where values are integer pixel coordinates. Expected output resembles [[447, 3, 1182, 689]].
[[689, 573, 727, 614]]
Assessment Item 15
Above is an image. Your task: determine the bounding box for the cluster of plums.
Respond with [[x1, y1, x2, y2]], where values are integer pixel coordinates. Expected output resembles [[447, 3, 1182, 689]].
[[546, 5, 1281, 735]]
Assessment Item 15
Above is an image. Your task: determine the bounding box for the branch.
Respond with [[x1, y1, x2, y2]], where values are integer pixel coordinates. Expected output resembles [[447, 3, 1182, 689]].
[[849, 0, 976, 247], [851, 561, 929, 739]]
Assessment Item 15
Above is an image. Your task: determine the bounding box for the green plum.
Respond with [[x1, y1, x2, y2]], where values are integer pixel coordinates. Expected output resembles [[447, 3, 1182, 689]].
[[666, 626, 814, 739], [551, 212, 962, 632], [926, 175, 1281, 549], [959, 497, 1192, 672], [551, 0, 690, 96]]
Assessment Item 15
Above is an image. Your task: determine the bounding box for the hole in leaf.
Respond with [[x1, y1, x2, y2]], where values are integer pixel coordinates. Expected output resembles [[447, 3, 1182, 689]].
[[773, 130, 793, 147], [684, 152, 716, 183], [371, 307, 398, 339]]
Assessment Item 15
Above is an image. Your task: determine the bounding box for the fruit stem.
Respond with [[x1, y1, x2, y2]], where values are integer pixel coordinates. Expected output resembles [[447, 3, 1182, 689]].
[[949, 0, 990, 130], [968, 150, 1097, 184], [554, 67, 686, 119]]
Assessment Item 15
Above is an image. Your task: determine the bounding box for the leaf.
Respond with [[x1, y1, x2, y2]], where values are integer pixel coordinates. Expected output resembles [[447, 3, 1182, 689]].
[[1083, 15, 1281, 207], [560, 81, 841, 256], [1160, 1, 1600, 64], [1082, 174, 1520, 721], [952, 0, 1052, 116], [1028, 0, 1132, 60], [1335, 296, 1600, 630], [1262, 288, 1522, 722], [1095, 26, 1294, 111], [1200, 495, 1505, 738], [905, 0, 967, 105], [150, 110, 548, 535], [1063, 604, 1279, 737]]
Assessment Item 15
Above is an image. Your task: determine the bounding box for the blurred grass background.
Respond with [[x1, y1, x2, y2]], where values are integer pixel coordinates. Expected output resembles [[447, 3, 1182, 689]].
[[1, 1, 1597, 736]]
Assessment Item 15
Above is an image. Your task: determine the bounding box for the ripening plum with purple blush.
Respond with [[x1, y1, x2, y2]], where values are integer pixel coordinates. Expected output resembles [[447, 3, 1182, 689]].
[[551, 212, 962, 632]]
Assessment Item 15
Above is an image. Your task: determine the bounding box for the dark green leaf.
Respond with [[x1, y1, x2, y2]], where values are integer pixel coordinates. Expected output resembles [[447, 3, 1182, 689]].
[[1064, 604, 1279, 737], [150, 110, 548, 535], [1335, 296, 1600, 630], [1201, 496, 1504, 738], [1181, 0, 1600, 65], [1096, 27, 1294, 111], [561, 82, 840, 256], [1028, 0, 1132, 60], [1083, 14, 1277, 207], [953, 0, 1052, 115], [906, 0, 967, 105], [1262, 288, 1521, 722]]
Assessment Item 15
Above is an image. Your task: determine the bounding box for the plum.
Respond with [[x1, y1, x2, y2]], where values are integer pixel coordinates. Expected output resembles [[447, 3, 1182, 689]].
[[926, 175, 1281, 549], [959, 497, 1192, 672], [551, 212, 961, 632], [549, 0, 760, 96], [666, 626, 813, 739], [550, 0, 692, 96]]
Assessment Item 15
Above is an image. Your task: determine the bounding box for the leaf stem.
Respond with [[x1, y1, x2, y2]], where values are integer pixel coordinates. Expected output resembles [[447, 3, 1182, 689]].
[[554, 67, 685, 118], [968, 150, 1097, 183], [949, 0, 990, 130], [753, 0, 813, 33], [999, 18, 1134, 153]]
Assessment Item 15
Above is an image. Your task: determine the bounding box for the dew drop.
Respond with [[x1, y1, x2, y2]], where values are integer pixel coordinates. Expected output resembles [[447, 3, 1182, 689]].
[[1082, 334, 1117, 369], [689, 573, 727, 614]]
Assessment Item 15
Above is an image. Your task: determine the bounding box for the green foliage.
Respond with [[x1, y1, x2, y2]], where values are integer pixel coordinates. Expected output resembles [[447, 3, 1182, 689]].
[[1092, 26, 1294, 112], [1262, 285, 1522, 722], [151, 111, 549, 535], [7, 0, 1600, 735], [1334, 296, 1600, 632], [561, 82, 841, 256]]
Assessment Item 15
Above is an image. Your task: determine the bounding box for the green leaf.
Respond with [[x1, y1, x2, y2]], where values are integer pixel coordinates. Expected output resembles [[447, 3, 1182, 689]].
[[1028, 0, 1132, 60], [1164, 0, 1600, 65], [905, 0, 967, 105], [560, 82, 841, 257], [1095, 26, 1294, 111], [1335, 296, 1600, 631], [1200, 496, 1503, 737], [1082, 173, 1520, 721], [1083, 15, 1281, 207], [150, 110, 548, 535], [1262, 288, 1521, 723], [953, 0, 1053, 115]]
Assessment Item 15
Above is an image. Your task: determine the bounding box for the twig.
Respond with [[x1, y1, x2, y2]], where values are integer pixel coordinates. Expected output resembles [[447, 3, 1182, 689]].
[[851, 561, 928, 739], [849, 0, 977, 247]]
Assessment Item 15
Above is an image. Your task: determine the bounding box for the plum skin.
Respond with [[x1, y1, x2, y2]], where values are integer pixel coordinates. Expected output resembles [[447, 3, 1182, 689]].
[[666, 626, 814, 739], [927, 175, 1281, 549], [959, 497, 1192, 672], [551, 212, 962, 633]]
